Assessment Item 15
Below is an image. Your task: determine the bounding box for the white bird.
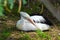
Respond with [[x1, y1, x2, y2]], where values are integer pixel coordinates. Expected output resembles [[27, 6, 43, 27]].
[[16, 12, 50, 31]]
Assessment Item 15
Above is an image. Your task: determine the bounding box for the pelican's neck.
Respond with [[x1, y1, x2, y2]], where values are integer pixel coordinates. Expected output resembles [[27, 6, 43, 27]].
[[20, 16, 29, 23], [20, 16, 24, 21]]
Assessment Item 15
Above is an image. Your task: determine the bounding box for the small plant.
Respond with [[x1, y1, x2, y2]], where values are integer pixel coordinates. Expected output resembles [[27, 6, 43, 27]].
[[36, 30, 51, 40], [57, 36, 60, 40], [19, 33, 31, 40], [0, 29, 11, 40]]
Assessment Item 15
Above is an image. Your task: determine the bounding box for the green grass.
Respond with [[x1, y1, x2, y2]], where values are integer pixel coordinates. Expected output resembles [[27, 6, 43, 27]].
[[0, 29, 11, 40], [36, 30, 51, 40], [0, 25, 60, 40], [19, 34, 31, 40], [57, 36, 60, 40]]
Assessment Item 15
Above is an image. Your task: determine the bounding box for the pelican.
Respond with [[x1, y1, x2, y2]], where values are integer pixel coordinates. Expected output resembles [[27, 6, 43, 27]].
[[16, 12, 50, 31]]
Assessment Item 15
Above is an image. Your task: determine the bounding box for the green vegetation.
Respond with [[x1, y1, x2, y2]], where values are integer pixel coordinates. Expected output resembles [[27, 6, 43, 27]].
[[0, 29, 10, 40], [0, 0, 60, 40], [36, 30, 51, 40]]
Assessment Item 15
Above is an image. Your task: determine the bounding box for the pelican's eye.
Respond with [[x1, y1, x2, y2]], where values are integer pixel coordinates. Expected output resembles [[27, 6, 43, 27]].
[[33, 20, 35, 22]]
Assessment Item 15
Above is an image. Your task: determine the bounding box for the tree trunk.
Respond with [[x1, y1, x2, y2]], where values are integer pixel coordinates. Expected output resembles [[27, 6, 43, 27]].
[[40, 0, 60, 21]]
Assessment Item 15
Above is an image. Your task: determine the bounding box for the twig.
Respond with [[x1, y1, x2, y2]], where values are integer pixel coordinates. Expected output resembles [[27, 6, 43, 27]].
[[40, 4, 44, 14], [18, 0, 22, 13], [4, 0, 11, 13]]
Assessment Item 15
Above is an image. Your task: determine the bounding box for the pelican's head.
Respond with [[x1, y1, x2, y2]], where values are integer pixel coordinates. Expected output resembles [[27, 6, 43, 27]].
[[20, 12, 30, 18], [20, 12, 36, 26]]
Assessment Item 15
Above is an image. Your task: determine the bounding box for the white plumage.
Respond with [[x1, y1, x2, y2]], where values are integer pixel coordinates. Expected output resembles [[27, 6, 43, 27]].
[[30, 15, 46, 23], [16, 12, 50, 31]]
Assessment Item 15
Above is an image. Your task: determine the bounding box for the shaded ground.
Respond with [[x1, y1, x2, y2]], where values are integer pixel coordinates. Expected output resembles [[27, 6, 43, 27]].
[[0, 17, 60, 40]]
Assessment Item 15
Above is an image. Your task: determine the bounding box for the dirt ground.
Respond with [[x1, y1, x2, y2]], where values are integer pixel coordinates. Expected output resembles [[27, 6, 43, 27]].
[[0, 18, 60, 40]]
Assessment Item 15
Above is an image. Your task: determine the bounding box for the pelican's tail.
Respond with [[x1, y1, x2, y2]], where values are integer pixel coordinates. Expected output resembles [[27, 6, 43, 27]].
[[35, 23, 50, 31]]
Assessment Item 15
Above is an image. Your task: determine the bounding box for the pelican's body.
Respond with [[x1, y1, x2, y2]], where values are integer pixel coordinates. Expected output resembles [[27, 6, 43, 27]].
[[16, 19, 37, 31], [16, 19, 49, 31], [30, 15, 46, 23], [16, 12, 50, 31]]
